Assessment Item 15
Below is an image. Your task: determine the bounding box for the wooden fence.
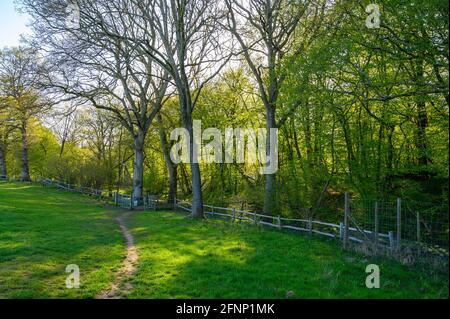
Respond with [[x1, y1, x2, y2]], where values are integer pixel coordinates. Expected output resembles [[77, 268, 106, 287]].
[[173, 196, 450, 262], [39, 177, 158, 211], [174, 198, 398, 252], [6, 176, 447, 261], [36, 177, 433, 254]]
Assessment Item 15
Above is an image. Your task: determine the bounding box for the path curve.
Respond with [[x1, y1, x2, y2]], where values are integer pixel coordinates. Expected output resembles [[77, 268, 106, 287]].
[[97, 211, 138, 299]]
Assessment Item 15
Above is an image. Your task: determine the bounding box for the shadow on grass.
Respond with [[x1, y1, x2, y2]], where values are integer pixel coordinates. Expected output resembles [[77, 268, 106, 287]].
[[127, 212, 449, 299]]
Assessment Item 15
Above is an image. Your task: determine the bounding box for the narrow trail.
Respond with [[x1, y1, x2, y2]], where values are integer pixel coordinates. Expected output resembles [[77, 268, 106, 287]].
[[97, 211, 138, 299]]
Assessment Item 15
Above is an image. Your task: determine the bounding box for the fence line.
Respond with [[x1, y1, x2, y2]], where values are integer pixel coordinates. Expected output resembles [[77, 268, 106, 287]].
[[174, 198, 392, 248], [3, 176, 448, 267], [39, 177, 167, 211], [175, 196, 449, 268]]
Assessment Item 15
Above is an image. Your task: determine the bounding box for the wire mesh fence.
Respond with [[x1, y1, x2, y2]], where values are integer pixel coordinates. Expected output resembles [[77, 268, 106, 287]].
[[349, 197, 449, 269]]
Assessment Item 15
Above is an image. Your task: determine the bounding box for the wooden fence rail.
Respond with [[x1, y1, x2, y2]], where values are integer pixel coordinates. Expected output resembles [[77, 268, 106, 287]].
[[4, 176, 444, 259], [173, 197, 394, 250]]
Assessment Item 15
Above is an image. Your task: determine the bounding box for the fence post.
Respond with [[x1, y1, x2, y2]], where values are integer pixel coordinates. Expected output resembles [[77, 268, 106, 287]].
[[388, 231, 395, 250], [339, 222, 344, 239], [232, 208, 236, 223], [309, 217, 313, 236], [343, 192, 350, 249], [277, 216, 282, 229], [396, 197, 401, 252], [416, 211, 421, 243], [253, 213, 257, 225], [211, 206, 214, 216], [374, 202, 379, 252]]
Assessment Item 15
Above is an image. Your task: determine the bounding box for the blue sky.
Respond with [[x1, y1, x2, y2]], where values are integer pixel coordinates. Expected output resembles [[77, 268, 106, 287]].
[[0, 0, 31, 48]]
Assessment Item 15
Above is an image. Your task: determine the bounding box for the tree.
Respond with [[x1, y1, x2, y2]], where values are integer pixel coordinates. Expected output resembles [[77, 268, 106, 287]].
[[0, 109, 14, 178], [99, 0, 233, 217], [224, 0, 328, 214], [49, 107, 80, 158], [21, 0, 172, 199], [0, 47, 49, 181]]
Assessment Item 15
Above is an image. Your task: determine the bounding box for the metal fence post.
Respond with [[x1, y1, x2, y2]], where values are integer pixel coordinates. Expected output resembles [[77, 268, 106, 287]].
[[309, 217, 313, 236], [396, 197, 401, 252], [232, 208, 236, 222], [277, 216, 281, 229]]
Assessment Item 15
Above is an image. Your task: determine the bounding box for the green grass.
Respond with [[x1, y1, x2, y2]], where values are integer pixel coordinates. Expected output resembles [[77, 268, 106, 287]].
[[0, 183, 124, 298], [127, 212, 449, 299], [0, 182, 448, 299]]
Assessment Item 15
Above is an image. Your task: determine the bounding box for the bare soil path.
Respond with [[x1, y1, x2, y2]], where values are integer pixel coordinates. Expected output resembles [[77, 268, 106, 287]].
[[97, 211, 138, 299]]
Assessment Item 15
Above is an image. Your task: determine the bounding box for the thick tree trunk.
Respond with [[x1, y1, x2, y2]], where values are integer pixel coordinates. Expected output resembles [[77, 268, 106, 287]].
[[0, 142, 7, 178], [263, 106, 277, 215], [157, 114, 178, 204], [132, 130, 145, 202], [190, 160, 203, 218], [180, 92, 204, 219], [20, 124, 31, 182]]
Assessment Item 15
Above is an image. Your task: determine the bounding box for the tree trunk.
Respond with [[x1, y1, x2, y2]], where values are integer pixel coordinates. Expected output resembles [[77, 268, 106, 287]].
[[414, 60, 431, 167], [415, 100, 430, 166], [116, 129, 124, 193], [263, 106, 277, 215], [180, 90, 204, 219], [0, 142, 7, 178], [168, 164, 178, 204], [132, 130, 145, 202], [190, 160, 203, 218], [20, 123, 31, 182], [157, 114, 178, 204]]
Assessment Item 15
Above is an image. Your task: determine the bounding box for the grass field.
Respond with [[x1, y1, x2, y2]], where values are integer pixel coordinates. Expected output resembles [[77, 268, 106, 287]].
[[0, 183, 124, 298], [0, 183, 448, 299]]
